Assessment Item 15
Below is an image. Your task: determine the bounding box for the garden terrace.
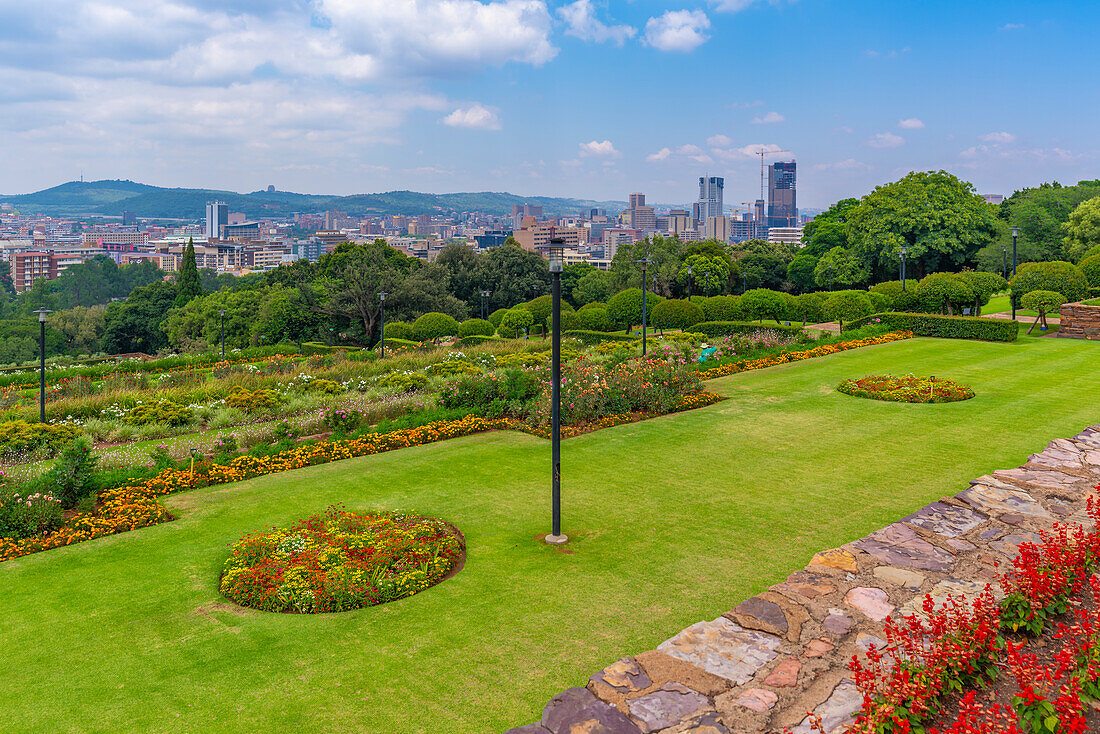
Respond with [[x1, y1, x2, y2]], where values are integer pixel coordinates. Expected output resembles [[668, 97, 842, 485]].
[[0, 334, 1097, 732]]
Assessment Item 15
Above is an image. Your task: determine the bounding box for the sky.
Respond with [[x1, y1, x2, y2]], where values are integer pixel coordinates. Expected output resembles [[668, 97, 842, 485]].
[[0, 0, 1097, 209]]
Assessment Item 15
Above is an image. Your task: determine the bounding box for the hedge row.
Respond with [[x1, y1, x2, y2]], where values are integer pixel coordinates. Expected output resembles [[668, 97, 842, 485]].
[[562, 330, 640, 345], [843, 312, 1018, 342], [691, 321, 806, 337]]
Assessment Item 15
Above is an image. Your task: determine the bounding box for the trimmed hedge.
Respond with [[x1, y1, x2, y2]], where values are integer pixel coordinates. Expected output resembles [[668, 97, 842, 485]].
[[562, 330, 640, 345], [457, 335, 501, 346], [843, 312, 1018, 342], [691, 321, 805, 337], [375, 337, 421, 351]]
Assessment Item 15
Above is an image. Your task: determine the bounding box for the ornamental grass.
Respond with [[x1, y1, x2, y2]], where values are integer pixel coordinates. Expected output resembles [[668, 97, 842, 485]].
[[219, 506, 463, 613], [838, 374, 975, 404]]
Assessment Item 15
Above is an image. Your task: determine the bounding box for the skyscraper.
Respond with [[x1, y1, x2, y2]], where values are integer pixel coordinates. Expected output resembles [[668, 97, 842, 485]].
[[697, 176, 724, 222], [767, 161, 797, 228], [206, 201, 228, 240], [628, 193, 655, 231]]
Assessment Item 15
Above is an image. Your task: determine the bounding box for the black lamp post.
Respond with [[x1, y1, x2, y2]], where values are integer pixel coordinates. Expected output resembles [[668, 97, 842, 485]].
[[642, 257, 646, 356], [479, 290, 491, 320], [34, 308, 51, 423], [378, 291, 388, 358], [1002, 247, 1008, 280], [219, 308, 226, 358], [1011, 226, 1019, 321], [686, 264, 693, 300], [545, 240, 567, 545], [900, 245, 908, 292]]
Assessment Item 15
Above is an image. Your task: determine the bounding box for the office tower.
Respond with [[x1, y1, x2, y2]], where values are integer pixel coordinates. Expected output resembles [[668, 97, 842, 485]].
[[629, 193, 645, 209], [691, 202, 703, 226], [206, 201, 228, 240], [588, 208, 606, 219], [121, 210, 136, 226], [753, 199, 767, 239], [767, 161, 797, 228], [705, 216, 730, 242], [697, 176, 724, 222], [511, 204, 543, 229], [628, 193, 655, 231]]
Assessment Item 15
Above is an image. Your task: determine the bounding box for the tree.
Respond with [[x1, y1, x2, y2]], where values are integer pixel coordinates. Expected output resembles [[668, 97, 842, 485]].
[[298, 242, 405, 345], [1010, 261, 1090, 305], [786, 253, 819, 293], [1062, 196, 1100, 262], [793, 292, 826, 325], [914, 273, 975, 315], [740, 289, 787, 323], [679, 254, 730, 297], [434, 243, 481, 313], [412, 312, 459, 342], [847, 171, 997, 280], [608, 236, 684, 296], [470, 241, 549, 313], [650, 299, 705, 332], [47, 307, 106, 354], [498, 308, 534, 338], [813, 247, 867, 290], [823, 292, 874, 323], [606, 288, 664, 331], [173, 238, 203, 308], [572, 270, 611, 306], [955, 271, 1008, 315], [1020, 290, 1065, 333], [575, 304, 613, 332], [102, 280, 178, 354], [996, 180, 1100, 264], [700, 295, 743, 321], [1081, 254, 1100, 288]]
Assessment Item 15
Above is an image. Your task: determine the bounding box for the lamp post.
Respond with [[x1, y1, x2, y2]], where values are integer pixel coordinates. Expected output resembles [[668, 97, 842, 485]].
[[900, 245, 908, 292], [1002, 247, 1008, 280], [34, 308, 51, 423], [686, 264, 693, 300], [545, 240, 567, 545], [479, 290, 491, 320], [642, 257, 646, 356], [378, 291, 388, 358], [1011, 226, 1019, 321], [219, 309, 226, 358]]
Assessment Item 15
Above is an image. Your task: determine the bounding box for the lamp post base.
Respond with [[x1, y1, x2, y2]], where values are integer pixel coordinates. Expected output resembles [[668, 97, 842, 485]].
[[544, 534, 569, 545]]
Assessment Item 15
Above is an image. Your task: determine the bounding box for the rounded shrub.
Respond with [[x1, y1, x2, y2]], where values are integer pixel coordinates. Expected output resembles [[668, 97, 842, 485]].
[[412, 312, 460, 342], [740, 289, 788, 322], [1080, 254, 1100, 288], [383, 321, 414, 341], [866, 290, 891, 313], [457, 319, 495, 338], [793, 292, 826, 324], [575, 304, 613, 332], [651, 299, 705, 331], [701, 295, 742, 322], [823, 291, 874, 323], [497, 308, 534, 338], [606, 288, 665, 330], [487, 308, 509, 328], [1010, 261, 1089, 304], [870, 280, 921, 311], [1083, 244, 1100, 262], [914, 273, 975, 314], [1020, 290, 1065, 314], [956, 271, 1008, 312]]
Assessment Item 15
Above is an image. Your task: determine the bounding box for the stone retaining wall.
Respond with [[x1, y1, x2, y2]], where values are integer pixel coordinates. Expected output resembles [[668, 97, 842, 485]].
[[505, 425, 1100, 734], [1058, 302, 1100, 340]]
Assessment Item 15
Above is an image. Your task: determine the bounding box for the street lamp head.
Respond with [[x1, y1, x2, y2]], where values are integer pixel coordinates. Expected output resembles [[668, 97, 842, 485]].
[[480, 290, 491, 298], [378, 291, 387, 302], [1012, 226, 1018, 238], [636, 257, 651, 272], [33, 308, 52, 323], [687, 264, 693, 275], [547, 239, 564, 274], [900, 244, 907, 257], [219, 309, 225, 315]]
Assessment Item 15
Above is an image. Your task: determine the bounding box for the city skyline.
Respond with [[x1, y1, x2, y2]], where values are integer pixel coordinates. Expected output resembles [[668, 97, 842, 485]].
[[1, 1, 1097, 208]]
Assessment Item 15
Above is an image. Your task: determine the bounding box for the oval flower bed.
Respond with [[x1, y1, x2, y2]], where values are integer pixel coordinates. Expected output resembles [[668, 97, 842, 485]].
[[838, 374, 975, 404], [219, 506, 464, 613]]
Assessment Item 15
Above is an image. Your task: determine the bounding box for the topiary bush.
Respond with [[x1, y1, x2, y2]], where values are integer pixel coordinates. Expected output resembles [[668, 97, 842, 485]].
[[823, 291, 874, 323], [383, 321, 414, 341], [870, 280, 921, 311], [866, 290, 891, 314], [487, 308, 509, 328], [700, 295, 743, 322], [1010, 261, 1089, 305], [457, 319, 495, 338], [606, 288, 665, 331], [914, 273, 975, 315], [844, 312, 1018, 341], [651, 299, 705, 331], [412, 313, 460, 342], [740, 289, 788, 322], [561, 330, 639, 345], [793, 292, 826, 325], [497, 309, 534, 338], [575, 304, 613, 332], [956, 271, 1008, 315], [1020, 290, 1066, 331], [1080, 254, 1100, 289], [691, 321, 804, 337]]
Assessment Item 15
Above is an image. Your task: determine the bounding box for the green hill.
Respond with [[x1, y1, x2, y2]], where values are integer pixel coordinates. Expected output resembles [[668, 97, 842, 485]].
[[0, 180, 624, 219]]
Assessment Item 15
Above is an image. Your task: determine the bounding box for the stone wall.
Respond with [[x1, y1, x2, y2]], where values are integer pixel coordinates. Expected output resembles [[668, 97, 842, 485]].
[[1058, 302, 1100, 340], [505, 425, 1100, 734]]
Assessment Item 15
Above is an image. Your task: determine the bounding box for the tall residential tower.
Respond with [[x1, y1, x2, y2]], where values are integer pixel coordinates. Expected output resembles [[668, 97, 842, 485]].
[[767, 161, 797, 228], [697, 176, 724, 223]]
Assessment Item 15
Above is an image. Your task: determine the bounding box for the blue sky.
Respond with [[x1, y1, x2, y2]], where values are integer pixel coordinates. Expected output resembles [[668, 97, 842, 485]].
[[0, 0, 1096, 209]]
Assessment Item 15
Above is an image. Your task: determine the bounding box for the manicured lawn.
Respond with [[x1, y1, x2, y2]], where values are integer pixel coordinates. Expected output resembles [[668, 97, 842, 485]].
[[2, 336, 1099, 733], [985, 293, 1038, 317]]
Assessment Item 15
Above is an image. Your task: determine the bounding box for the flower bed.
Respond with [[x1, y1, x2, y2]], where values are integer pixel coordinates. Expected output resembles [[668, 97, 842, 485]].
[[219, 506, 464, 613], [697, 331, 913, 380], [837, 374, 975, 404]]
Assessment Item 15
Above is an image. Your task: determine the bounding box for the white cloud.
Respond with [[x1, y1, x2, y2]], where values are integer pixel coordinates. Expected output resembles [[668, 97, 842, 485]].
[[726, 100, 764, 109], [812, 158, 872, 172], [646, 144, 711, 164], [579, 139, 620, 157], [706, 134, 732, 147], [710, 142, 785, 161], [867, 132, 904, 148], [557, 0, 636, 45], [980, 131, 1016, 143], [831, 125, 854, 134], [999, 23, 1025, 31], [709, 0, 758, 11], [751, 111, 785, 124], [897, 118, 924, 129], [864, 47, 911, 59], [441, 103, 501, 130], [646, 147, 672, 162], [643, 9, 710, 52]]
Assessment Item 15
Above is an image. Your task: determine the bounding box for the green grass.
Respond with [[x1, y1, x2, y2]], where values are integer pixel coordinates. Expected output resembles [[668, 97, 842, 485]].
[[2, 336, 1099, 733], [985, 294, 1039, 317]]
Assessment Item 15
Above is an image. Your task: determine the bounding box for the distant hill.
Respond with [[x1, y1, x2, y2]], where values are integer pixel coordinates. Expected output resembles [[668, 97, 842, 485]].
[[0, 180, 626, 219]]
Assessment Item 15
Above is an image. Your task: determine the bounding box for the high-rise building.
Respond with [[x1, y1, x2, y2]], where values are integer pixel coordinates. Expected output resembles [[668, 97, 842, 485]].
[[206, 201, 228, 240], [697, 176, 724, 222], [121, 210, 136, 226], [767, 161, 797, 228], [511, 204, 543, 229], [705, 216, 730, 242], [753, 199, 767, 239], [629, 193, 645, 209]]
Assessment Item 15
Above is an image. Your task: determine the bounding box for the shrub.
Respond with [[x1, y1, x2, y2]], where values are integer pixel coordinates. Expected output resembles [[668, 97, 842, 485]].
[[575, 304, 613, 332], [376, 372, 430, 392], [125, 401, 194, 427], [740, 289, 788, 322], [844, 312, 1018, 341], [426, 360, 480, 377], [0, 421, 81, 458], [1020, 290, 1065, 330], [1083, 244, 1100, 261], [956, 271, 1008, 314], [606, 288, 665, 330], [651, 299, 705, 331], [792, 293, 826, 324], [865, 290, 891, 314], [457, 319, 495, 338], [321, 408, 362, 434], [377, 338, 420, 351], [439, 368, 542, 411], [1080, 254, 1100, 288], [561, 330, 639, 345], [0, 487, 62, 540], [691, 321, 804, 337], [35, 436, 99, 509], [487, 308, 509, 328], [870, 280, 921, 311], [1010, 261, 1089, 305], [497, 309, 534, 338], [700, 295, 743, 322], [823, 291, 874, 323], [383, 321, 415, 340], [457, 335, 499, 346], [914, 273, 974, 314], [412, 312, 460, 342], [304, 378, 341, 395], [225, 387, 280, 412]]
